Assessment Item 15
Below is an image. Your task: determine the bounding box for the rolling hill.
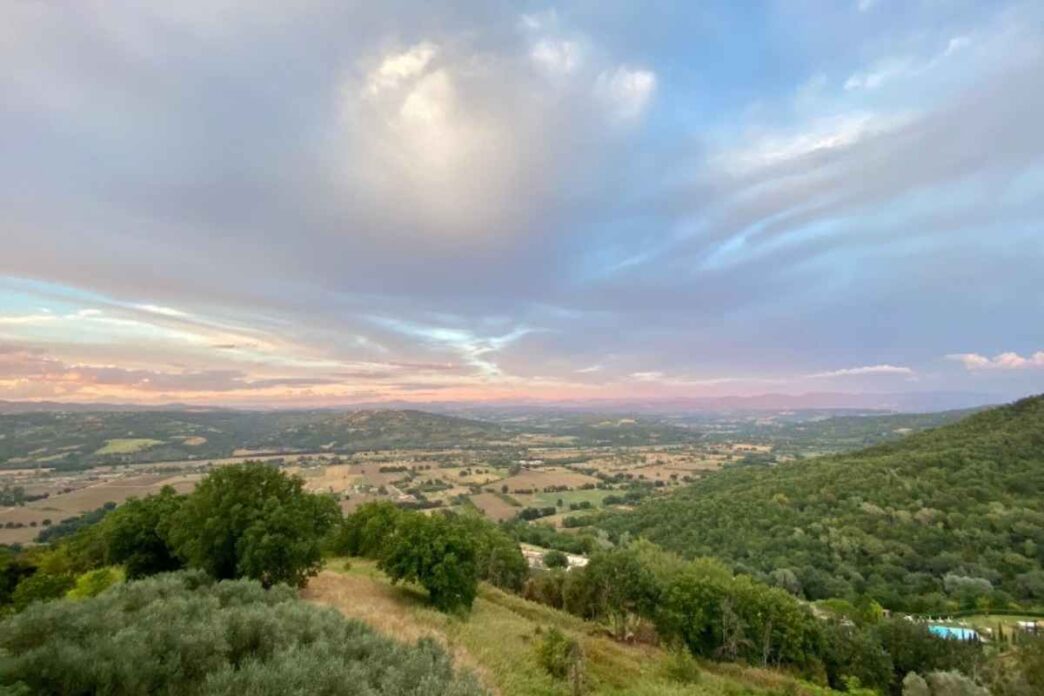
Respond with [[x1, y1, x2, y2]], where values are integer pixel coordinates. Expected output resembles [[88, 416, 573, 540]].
[[596, 394, 1044, 612], [0, 409, 511, 470]]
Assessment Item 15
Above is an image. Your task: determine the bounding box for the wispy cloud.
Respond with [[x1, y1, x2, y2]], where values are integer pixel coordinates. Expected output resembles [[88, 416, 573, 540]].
[[948, 352, 1044, 370], [807, 365, 915, 379]]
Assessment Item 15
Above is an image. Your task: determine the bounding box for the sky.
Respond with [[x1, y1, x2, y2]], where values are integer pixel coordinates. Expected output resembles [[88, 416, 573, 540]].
[[1, 0, 1043, 408]]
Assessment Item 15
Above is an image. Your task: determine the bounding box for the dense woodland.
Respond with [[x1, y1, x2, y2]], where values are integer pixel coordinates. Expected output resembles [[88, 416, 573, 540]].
[[596, 395, 1044, 613]]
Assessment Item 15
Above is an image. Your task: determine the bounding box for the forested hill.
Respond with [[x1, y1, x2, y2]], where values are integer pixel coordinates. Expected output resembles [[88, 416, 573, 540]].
[[596, 394, 1044, 612]]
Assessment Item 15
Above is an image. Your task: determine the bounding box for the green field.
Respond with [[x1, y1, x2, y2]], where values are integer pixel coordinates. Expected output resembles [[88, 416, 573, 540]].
[[530, 488, 611, 509], [93, 438, 165, 455]]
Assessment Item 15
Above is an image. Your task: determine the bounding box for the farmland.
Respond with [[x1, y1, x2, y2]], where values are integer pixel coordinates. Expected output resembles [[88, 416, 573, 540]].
[[1, 406, 961, 547]]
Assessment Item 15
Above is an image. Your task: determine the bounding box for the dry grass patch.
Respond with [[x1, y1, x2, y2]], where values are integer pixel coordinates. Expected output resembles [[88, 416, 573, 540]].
[[470, 492, 520, 522], [304, 559, 832, 696]]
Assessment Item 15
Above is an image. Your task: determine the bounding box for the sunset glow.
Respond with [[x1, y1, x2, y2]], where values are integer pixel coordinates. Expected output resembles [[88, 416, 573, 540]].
[[2, 2, 1042, 407]]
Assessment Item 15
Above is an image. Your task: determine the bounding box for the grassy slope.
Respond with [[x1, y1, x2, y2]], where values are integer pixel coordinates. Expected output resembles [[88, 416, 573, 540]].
[[303, 559, 835, 696]]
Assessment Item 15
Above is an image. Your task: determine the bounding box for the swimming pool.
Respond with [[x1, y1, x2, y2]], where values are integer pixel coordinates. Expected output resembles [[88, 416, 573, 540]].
[[928, 625, 979, 640]]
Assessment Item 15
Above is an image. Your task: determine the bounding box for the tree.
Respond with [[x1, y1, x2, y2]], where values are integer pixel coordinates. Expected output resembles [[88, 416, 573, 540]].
[[580, 547, 660, 640], [10, 572, 74, 611], [379, 513, 478, 612], [167, 464, 340, 587], [335, 501, 403, 558], [103, 486, 184, 579], [875, 619, 982, 691], [459, 515, 528, 592], [544, 550, 569, 569], [822, 621, 894, 692]]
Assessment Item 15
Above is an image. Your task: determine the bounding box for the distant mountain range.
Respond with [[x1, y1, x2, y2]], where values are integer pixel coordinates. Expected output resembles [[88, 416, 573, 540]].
[[0, 391, 1005, 415]]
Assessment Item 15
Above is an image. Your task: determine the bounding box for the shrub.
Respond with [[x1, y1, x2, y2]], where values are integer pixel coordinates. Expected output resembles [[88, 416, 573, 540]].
[[663, 647, 702, 684], [66, 566, 123, 600], [10, 572, 74, 612], [535, 627, 584, 693], [0, 572, 486, 696], [544, 550, 569, 569]]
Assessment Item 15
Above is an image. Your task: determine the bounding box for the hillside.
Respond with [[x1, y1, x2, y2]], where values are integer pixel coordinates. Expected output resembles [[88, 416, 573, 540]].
[[0, 409, 511, 470], [698, 408, 979, 456], [304, 559, 832, 696], [596, 395, 1044, 612]]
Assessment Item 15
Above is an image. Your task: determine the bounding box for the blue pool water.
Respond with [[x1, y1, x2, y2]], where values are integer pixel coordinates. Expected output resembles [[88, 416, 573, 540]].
[[928, 625, 979, 640]]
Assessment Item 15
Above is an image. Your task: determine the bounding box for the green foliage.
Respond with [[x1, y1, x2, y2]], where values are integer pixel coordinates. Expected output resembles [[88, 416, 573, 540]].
[[662, 647, 702, 684], [503, 519, 596, 555], [902, 672, 930, 696], [0, 549, 33, 608], [458, 515, 528, 592], [379, 513, 479, 612], [923, 671, 989, 695], [534, 627, 584, 691], [66, 566, 123, 600], [598, 395, 1044, 612], [9, 572, 73, 612], [0, 571, 486, 695], [543, 550, 569, 569], [167, 463, 340, 587], [33, 502, 115, 544], [341, 505, 527, 606], [334, 501, 404, 557], [103, 486, 184, 578], [820, 621, 893, 692], [567, 545, 661, 640], [874, 619, 982, 690]]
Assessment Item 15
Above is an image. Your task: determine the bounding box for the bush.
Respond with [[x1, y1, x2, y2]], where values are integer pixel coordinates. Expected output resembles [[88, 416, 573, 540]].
[[544, 550, 569, 569], [67, 566, 123, 600], [0, 572, 486, 696], [9, 572, 74, 612], [663, 647, 702, 684], [535, 627, 584, 693]]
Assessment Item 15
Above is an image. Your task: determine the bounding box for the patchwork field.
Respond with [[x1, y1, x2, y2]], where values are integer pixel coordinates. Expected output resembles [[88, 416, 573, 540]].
[[470, 492, 521, 522], [94, 438, 165, 455], [493, 467, 600, 494], [3, 431, 738, 546]]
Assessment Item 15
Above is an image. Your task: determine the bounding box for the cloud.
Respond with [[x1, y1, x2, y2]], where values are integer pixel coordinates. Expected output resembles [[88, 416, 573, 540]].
[[595, 66, 656, 121], [948, 352, 1044, 371], [364, 42, 438, 96], [0, 346, 335, 394], [0, 2, 1042, 405], [133, 304, 189, 318], [530, 39, 583, 76], [807, 365, 915, 379]]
